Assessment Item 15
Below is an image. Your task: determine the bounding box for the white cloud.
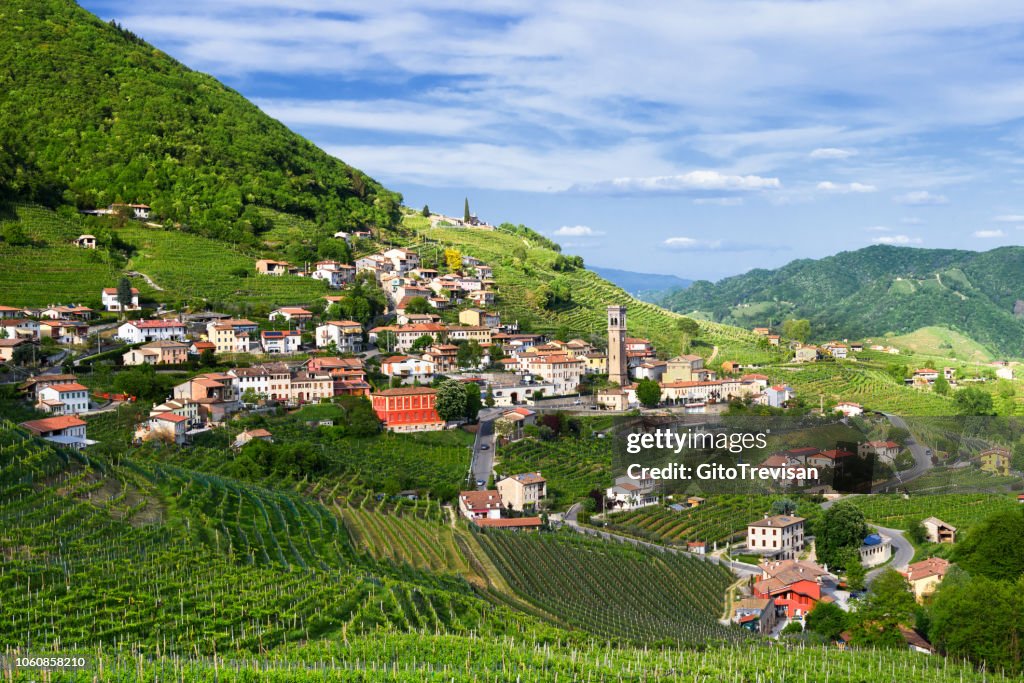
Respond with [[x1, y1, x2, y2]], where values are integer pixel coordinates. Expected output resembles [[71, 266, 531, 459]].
[[816, 181, 877, 193], [871, 234, 923, 245], [693, 197, 745, 206], [894, 191, 949, 205], [572, 171, 780, 195], [993, 214, 1024, 222], [554, 225, 602, 237], [866, 225, 891, 232], [254, 98, 496, 137], [809, 147, 856, 160], [662, 236, 785, 252], [973, 229, 1007, 238]]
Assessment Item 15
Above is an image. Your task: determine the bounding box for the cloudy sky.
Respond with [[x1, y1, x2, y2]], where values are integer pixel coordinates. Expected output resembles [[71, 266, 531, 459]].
[[82, 0, 1024, 280]]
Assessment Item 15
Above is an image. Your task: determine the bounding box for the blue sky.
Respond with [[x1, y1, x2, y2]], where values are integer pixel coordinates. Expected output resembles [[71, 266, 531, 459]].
[[81, 0, 1024, 280]]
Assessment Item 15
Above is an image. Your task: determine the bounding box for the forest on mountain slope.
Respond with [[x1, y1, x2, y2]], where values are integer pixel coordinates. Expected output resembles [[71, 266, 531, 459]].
[[657, 244, 1024, 357]]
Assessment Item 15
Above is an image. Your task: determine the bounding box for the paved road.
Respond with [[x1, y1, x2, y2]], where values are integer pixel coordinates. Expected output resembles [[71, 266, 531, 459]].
[[820, 496, 914, 585], [866, 524, 913, 584], [469, 407, 503, 489], [876, 412, 933, 491]]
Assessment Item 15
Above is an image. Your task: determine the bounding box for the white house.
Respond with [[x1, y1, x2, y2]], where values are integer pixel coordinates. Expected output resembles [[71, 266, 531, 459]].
[[858, 440, 901, 464], [458, 490, 503, 520], [764, 385, 795, 408], [117, 319, 187, 344], [746, 514, 805, 560], [835, 401, 864, 417], [606, 474, 658, 511], [382, 248, 420, 275], [381, 355, 436, 384], [19, 416, 89, 449], [36, 382, 90, 415], [315, 320, 364, 353], [135, 413, 189, 445], [311, 261, 355, 288], [261, 330, 302, 354], [269, 307, 313, 327], [101, 287, 140, 312]]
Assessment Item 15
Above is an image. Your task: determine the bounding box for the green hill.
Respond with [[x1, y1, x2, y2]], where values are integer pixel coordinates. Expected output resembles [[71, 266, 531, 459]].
[[0, 0, 399, 244], [657, 244, 1024, 357]]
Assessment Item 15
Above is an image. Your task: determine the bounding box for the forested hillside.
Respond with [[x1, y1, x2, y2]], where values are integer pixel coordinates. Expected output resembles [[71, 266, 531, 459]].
[[658, 244, 1024, 356], [0, 0, 400, 244]]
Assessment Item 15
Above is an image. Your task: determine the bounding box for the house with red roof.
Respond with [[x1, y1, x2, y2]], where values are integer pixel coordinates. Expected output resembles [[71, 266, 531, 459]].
[[135, 413, 190, 445], [19, 415, 89, 449], [36, 382, 90, 415], [117, 319, 187, 344], [458, 490, 503, 520], [101, 286, 140, 312], [753, 559, 830, 620]]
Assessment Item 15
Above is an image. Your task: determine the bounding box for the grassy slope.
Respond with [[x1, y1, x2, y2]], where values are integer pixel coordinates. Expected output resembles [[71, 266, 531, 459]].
[[876, 326, 995, 364], [0, 204, 326, 308]]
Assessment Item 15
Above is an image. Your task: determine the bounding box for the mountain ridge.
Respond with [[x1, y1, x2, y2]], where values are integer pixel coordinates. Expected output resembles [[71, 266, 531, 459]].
[[656, 243, 1024, 356]]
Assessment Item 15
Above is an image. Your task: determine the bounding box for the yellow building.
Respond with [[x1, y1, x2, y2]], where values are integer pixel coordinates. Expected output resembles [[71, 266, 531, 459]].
[[979, 447, 1011, 476], [903, 557, 949, 603]]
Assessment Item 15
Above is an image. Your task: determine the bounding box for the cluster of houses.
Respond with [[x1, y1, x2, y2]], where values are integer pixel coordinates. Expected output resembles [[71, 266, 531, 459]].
[[0, 303, 93, 360], [457, 471, 547, 530]]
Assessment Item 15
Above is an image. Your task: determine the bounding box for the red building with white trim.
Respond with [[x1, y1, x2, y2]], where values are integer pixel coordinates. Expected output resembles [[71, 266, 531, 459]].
[[370, 386, 444, 432]]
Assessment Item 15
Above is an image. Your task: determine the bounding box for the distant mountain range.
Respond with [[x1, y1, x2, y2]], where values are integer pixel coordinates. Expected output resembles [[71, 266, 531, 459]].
[[590, 266, 691, 300], [655, 244, 1024, 357]]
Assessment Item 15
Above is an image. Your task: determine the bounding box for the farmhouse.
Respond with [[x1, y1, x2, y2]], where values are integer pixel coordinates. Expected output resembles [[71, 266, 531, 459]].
[[101, 286, 140, 312], [311, 261, 355, 288], [117, 319, 187, 344], [122, 340, 189, 366], [978, 447, 1012, 476], [269, 307, 314, 327], [496, 472, 547, 512], [207, 319, 259, 353], [74, 234, 97, 248], [233, 428, 274, 449], [753, 559, 830, 620], [902, 557, 950, 603], [835, 401, 864, 417], [605, 473, 658, 511], [260, 330, 302, 354], [458, 490, 503, 520], [0, 338, 31, 362], [36, 382, 90, 415], [315, 320, 364, 353], [19, 415, 89, 449], [921, 517, 956, 544], [381, 355, 436, 385], [732, 597, 777, 634], [135, 413, 190, 445], [858, 440, 900, 463], [370, 386, 445, 432], [255, 259, 295, 276], [746, 514, 805, 560]]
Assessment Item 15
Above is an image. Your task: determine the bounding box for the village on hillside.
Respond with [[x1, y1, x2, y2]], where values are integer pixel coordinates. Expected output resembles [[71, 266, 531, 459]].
[[2, 204, 1023, 659]]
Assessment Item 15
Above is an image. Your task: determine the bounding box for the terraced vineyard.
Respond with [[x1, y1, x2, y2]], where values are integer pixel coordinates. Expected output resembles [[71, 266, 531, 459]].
[[846, 493, 1021, 532], [117, 222, 327, 307], [496, 436, 612, 508], [598, 495, 810, 546], [772, 363, 955, 414], [0, 423, 534, 655], [0, 204, 130, 306], [149, 425, 474, 497], [337, 496, 477, 580], [475, 529, 741, 645]]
